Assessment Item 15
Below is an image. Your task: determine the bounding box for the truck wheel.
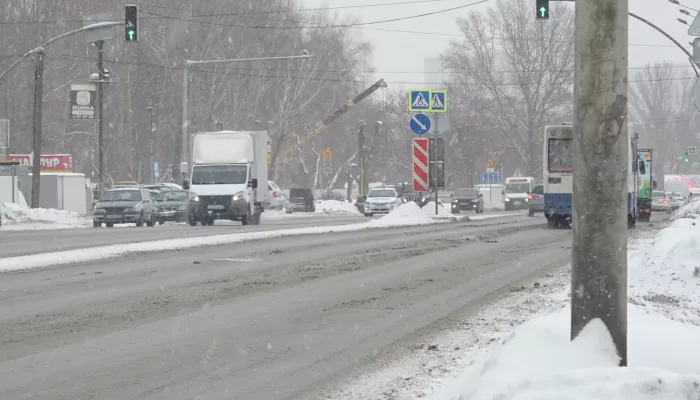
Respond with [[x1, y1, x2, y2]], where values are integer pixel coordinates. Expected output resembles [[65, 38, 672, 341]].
[[528, 209, 535, 217], [242, 210, 251, 225], [106, 223, 114, 228], [207, 219, 214, 226], [93, 221, 101, 228], [146, 214, 155, 227]]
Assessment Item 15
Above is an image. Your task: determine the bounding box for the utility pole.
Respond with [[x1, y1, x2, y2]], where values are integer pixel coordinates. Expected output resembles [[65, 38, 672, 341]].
[[96, 40, 105, 195], [147, 106, 154, 184], [433, 115, 440, 215], [31, 50, 44, 209], [358, 120, 366, 197], [571, 0, 629, 366]]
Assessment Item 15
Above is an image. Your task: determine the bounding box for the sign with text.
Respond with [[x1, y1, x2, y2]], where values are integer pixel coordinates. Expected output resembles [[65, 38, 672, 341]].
[[69, 82, 97, 120], [8, 154, 73, 172]]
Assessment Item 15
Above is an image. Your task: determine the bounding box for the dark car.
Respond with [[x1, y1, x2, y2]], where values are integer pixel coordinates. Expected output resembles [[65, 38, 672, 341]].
[[153, 189, 190, 224], [93, 187, 155, 227], [286, 188, 316, 213], [527, 184, 545, 216], [451, 188, 484, 213]]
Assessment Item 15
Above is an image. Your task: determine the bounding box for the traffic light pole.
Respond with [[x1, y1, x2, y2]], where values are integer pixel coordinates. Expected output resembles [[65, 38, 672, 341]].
[[31, 50, 44, 208], [572, 0, 629, 366]]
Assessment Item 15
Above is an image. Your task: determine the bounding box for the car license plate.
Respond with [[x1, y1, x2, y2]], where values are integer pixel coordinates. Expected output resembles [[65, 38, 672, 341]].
[[513, 200, 521, 205], [208, 205, 224, 210], [159, 211, 175, 216], [107, 215, 121, 220]]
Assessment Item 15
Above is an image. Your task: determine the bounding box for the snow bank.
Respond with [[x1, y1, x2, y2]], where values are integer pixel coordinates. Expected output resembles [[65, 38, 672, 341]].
[[368, 201, 453, 227], [0, 203, 90, 230], [315, 200, 361, 215], [429, 305, 700, 400], [672, 199, 700, 220], [629, 218, 700, 324], [421, 201, 455, 218]]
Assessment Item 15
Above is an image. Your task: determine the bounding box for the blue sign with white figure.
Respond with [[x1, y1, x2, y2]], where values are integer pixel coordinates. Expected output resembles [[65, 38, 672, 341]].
[[408, 90, 431, 112], [409, 113, 431, 135]]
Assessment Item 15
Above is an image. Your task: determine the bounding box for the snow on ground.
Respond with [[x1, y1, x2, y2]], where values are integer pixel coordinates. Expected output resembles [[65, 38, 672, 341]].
[[483, 201, 505, 212], [0, 201, 453, 271], [422, 201, 456, 219], [671, 199, 700, 220], [0, 203, 90, 230], [314, 200, 362, 215], [326, 216, 700, 400]]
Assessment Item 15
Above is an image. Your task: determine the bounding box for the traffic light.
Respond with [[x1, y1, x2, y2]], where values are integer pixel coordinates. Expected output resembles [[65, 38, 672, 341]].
[[536, 0, 550, 20], [125, 5, 138, 42], [684, 151, 689, 163]]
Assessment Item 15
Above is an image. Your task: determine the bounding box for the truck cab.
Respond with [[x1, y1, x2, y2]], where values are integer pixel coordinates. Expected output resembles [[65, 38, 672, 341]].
[[503, 177, 535, 211], [186, 131, 270, 226]]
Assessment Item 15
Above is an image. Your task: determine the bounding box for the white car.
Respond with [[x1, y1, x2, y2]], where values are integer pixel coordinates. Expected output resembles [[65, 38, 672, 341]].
[[363, 188, 403, 217], [267, 181, 287, 210], [667, 192, 685, 211], [651, 190, 671, 213]]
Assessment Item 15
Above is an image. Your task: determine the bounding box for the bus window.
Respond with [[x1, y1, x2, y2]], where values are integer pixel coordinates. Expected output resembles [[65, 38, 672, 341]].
[[548, 138, 572, 172]]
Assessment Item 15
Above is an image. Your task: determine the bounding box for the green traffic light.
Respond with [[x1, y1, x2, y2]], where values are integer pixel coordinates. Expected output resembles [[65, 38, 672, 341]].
[[539, 6, 547, 18], [127, 29, 135, 41], [685, 157, 689, 163]]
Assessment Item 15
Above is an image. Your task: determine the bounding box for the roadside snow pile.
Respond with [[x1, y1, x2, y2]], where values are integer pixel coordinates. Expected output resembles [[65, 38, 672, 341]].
[[421, 201, 457, 219], [315, 200, 361, 215], [672, 199, 700, 220], [368, 201, 449, 227], [629, 218, 700, 324], [0, 203, 90, 229], [429, 305, 700, 400]]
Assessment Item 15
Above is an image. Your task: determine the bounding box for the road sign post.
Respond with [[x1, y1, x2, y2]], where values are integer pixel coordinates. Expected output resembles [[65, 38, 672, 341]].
[[688, 146, 697, 155], [0, 119, 8, 159], [409, 113, 431, 135]]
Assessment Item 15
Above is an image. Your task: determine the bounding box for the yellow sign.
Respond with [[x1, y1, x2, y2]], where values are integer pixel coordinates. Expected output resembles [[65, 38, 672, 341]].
[[323, 147, 333, 159], [487, 159, 495, 169], [267, 154, 272, 164]]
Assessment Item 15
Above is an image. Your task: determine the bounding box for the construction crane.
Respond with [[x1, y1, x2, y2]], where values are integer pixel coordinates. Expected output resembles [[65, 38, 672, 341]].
[[278, 78, 387, 160]]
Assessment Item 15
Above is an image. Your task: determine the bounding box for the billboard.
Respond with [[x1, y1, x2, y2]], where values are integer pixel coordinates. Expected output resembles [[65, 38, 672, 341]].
[[8, 154, 72, 172]]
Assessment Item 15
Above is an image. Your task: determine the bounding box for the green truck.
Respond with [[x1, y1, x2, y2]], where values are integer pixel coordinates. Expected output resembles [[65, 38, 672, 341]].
[[636, 149, 653, 222]]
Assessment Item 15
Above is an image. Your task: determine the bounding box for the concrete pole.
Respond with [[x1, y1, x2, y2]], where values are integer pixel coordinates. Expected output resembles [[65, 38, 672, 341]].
[[97, 40, 105, 195], [30, 50, 44, 209], [571, 0, 629, 366], [358, 120, 366, 197], [147, 106, 154, 183], [181, 66, 189, 183]]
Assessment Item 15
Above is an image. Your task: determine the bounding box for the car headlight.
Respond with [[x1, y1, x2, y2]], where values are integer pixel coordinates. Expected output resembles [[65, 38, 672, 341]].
[[232, 191, 244, 201], [191, 195, 199, 202], [505, 198, 510, 202], [178, 206, 187, 211]]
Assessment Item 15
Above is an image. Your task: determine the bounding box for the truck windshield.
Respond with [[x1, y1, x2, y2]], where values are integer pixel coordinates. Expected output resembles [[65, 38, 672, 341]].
[[192, 165, 247, 185], [505, 183, 530, 193]]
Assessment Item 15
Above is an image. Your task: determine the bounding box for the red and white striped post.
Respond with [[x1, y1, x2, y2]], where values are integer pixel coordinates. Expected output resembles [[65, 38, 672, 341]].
[[412, 137, 429, 194]]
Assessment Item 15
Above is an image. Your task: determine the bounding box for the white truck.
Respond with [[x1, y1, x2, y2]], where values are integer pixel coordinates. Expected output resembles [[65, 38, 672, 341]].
[[503, 176, 535, 211], [186, 131, 270, 226]]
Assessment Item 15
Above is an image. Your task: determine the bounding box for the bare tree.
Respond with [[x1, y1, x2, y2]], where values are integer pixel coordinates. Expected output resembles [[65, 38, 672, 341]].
[[443, 0, 575, 176]]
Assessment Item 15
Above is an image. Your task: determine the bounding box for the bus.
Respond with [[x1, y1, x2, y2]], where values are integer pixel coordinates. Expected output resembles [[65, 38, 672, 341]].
[[543, 124, 638, 228]]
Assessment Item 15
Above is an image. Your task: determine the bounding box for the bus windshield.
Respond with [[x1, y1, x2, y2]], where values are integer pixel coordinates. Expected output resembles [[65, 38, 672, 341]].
[[548, 138, 573, 172]]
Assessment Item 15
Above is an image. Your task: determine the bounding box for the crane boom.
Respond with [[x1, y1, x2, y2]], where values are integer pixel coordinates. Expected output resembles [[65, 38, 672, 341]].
[[279, 78, 387, 159]]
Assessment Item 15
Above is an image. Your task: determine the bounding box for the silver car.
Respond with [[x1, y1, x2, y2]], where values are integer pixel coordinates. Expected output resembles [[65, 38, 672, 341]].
[[93, 187, 156, 227], [528, 184, 545, 216], [651, 190, 671, 213]]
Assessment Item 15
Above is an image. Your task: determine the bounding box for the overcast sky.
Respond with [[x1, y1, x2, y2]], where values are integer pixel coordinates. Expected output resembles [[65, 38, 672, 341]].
[[302, 0, 697, 93]]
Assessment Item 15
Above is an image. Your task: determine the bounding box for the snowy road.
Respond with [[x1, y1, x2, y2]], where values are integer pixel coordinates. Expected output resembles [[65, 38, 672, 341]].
[[0, 214, 369, 258], [0, 213, 572, 400]]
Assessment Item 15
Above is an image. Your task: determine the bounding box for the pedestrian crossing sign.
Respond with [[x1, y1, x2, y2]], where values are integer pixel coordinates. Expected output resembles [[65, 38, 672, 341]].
[[408, 89, 447, 113], [430, 90, 447, 113], [409, 90, 430, 112]]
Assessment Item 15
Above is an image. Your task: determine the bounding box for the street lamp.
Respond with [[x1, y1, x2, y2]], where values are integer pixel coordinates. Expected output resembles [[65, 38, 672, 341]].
[[181, 51, 315, 181]]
